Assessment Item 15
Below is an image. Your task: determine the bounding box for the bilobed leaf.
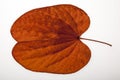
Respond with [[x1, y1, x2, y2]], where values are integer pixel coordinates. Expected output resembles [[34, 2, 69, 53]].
[[11, 4, 91, 74]]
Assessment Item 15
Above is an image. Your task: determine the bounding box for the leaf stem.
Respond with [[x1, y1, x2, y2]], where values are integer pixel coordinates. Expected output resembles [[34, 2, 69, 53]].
[[80, 37, 112, 47]]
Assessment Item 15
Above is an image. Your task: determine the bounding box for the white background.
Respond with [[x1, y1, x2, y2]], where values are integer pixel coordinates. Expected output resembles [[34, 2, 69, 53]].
[[0, 0, 120, 80]]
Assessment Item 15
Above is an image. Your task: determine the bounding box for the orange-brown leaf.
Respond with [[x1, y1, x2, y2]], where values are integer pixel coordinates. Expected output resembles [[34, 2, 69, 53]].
[[11, 4, 91, 74]]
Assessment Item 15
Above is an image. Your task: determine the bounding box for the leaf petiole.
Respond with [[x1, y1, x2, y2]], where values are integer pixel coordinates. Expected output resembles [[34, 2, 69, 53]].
[[80, 37, 112, 47]]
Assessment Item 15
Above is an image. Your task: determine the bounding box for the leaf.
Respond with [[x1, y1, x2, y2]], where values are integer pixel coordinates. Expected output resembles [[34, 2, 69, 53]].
[[11, 4, 91, 74]]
